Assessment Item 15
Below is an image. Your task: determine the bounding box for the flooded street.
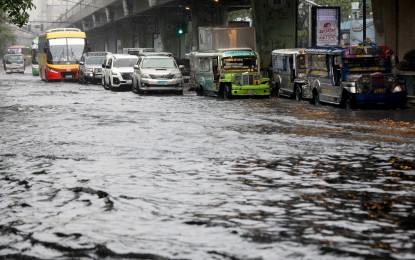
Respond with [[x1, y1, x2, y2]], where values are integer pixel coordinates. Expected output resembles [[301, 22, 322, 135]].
[[1, 71, 414, 259]]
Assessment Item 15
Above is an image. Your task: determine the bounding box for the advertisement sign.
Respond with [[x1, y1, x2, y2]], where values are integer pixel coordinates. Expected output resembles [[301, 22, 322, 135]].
[[312, 7, 340, 46], [153, 33, 163, 52]]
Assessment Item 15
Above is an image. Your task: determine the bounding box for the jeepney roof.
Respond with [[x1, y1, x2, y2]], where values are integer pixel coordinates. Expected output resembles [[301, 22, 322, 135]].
[[189, 51, 221, 57], [217, 48, 253, 52], [305, 45, 345, 55], [272, 49, 304, 55], [221, 49, 257, 58]]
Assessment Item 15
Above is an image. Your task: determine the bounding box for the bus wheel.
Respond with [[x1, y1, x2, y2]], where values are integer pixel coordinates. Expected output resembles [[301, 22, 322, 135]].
[[295, 86, 302, 101], [223, 85, 232, 99]]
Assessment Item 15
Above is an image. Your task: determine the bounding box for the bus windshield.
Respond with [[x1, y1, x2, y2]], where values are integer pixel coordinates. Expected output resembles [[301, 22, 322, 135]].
[[222, 56, 257, 71], [48, 38, 85, 64]]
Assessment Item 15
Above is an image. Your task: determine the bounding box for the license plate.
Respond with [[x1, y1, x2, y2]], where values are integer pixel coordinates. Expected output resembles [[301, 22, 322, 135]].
[[157, 81, 167, 85], [374, 88, 386, 94], [65, 75, 73, 78], [246, 90, 256, 95], [126, 80, 132, 84]]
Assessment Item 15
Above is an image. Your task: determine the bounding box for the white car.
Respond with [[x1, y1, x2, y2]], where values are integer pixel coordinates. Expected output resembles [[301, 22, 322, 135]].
[[102, 54, 138, 91]]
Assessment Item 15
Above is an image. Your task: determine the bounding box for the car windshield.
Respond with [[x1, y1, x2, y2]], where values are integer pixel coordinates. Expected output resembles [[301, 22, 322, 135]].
[[86, 56, 106, 65], [113, 57, 138, 67], [142, 58, 176, 68]]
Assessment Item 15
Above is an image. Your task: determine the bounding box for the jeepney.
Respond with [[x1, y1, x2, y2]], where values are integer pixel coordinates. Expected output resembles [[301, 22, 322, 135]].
[[299, 42, 407, 108], [271, 49, 306, 100], [190, 48, 271, 98]]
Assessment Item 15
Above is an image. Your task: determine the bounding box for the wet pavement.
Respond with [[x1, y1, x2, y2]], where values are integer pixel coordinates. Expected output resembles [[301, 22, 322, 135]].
[[1, 69, 414, 260]]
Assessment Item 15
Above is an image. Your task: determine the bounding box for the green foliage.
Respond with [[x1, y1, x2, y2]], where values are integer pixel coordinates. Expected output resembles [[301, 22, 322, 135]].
[[0, 0, 35, 27], [397, 49, 415, 71], [314, 0, 352, 21], [0, 22, 16, 57], [228, 9, 251, 22]]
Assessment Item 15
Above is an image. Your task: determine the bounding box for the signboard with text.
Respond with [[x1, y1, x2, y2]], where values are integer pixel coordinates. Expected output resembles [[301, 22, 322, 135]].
[[312, 6, 340, 46]]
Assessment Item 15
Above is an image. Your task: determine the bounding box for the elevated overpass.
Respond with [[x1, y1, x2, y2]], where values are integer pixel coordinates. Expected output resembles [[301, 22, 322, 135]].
[[49, 0, 414, 65]]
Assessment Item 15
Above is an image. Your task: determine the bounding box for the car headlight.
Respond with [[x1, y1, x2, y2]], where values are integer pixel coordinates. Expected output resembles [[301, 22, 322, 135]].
[[141, 73, 151, 79], [360, 76, 370, 84], [392, 85, 405, 93], [356, 83, 370, 93], [173, 73, 182, 79], [86, 68, 93, 73], [111, 71, 118, 76], [234, 75, 241, 85]]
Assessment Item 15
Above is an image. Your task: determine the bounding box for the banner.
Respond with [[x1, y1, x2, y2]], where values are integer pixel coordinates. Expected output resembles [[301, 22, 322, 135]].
[[312, 7, 340, 46]]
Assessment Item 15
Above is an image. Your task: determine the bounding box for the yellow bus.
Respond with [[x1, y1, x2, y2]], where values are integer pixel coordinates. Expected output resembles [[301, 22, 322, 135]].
[[38, 28, 88, 81]]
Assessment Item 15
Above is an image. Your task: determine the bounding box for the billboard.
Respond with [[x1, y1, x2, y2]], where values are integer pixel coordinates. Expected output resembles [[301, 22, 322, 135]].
[[312, 6, 341, 46]]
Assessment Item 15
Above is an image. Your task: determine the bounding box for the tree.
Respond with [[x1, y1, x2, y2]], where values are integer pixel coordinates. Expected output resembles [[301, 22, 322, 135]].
[[297, 0, 361, 47], [0, 0, 35, 27], [0, 17, 16, 58]]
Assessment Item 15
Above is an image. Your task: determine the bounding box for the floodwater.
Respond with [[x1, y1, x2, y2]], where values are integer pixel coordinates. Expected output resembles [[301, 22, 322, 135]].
[[1, 70, 414, 260]]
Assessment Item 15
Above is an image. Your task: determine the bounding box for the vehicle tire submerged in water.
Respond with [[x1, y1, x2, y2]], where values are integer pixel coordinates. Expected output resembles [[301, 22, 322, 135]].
[[196, 86, 204, 96], [339, 90, 356, 109], [310, 89, 320, 105], [295, 85, 302, 101], [223, 85, 232, 99]]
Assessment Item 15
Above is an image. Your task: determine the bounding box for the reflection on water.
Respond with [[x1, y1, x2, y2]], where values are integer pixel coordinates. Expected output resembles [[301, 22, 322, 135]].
[[0, 72, 414, 259]]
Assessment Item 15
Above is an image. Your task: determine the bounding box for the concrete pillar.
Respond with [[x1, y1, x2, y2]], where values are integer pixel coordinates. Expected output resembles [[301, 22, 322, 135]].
[[92, 14, 97, 28], [372, 0, 415, 61], [122, 0, 129, 16], [251, 0, 297, 69], [105, 7, 111, 23], [82, 19, 86, 31]]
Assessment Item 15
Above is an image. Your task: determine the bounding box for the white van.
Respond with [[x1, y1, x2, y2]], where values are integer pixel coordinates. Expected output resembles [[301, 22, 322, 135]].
[[3, 54, 25, 74]]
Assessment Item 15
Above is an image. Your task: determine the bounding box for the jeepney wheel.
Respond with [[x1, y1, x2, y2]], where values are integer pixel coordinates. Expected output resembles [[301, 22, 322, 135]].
[[311, 89, 320, 105], [270, 82, 277, 97], [295, 86, 302, 101], [196, 86, 204, 96], [109, 80, 114, 91], [132, 79, 137, 94], [223, 85, 232, 99]]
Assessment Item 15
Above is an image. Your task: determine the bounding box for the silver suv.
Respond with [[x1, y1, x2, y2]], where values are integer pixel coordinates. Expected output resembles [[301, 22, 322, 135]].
[[132, 56, 184, 95], [102, 54, 138, 91], [78, 52, 108, 84]]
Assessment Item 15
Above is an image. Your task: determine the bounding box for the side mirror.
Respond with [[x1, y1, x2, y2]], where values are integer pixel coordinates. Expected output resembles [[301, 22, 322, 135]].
[[102, 64, 105, 68], [133, 65, 139, 69], [79, 61, 84, 65]]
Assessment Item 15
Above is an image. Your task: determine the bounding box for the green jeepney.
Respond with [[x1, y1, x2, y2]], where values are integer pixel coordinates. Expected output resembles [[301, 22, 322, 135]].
[[190, 48, 270, 99]]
